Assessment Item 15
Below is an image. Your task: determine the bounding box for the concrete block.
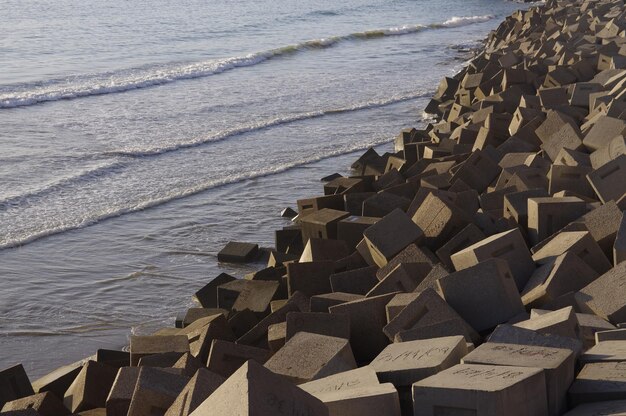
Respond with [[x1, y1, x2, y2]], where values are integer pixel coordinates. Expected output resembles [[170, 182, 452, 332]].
[[194, 273, 236, 308], [336, 216, 379, 250], [576, 261, 626, 325], [503, 188, 550, 229], [548, 165, 596, 198], [450, 150, 502, 193], [127, 367, 189, 416], [385, 293, 420, 322], [299, 238, 350, 263], [264, 332, 356, 384], [363, 208, 423, 267], [568, 362, 626, 406], [450, 228, 535, 291], [63, 361, 118, 413], [532, 231, 612, 275], [286, 311, 349, 341], [437, 259, 524, 332], [588, 154, 626, 204], [514, 307, 579, 339], [329, 293, 397, 363], [583, 116, 626, 151], [106, 367, 140, 416], [614, 212, 626, 266], [297, 194, 344, 217], [164, 368, 225, 416], [487, 324, 583, 356], [412, 363, 548, 416], [207, 339, 270, 378], [137, 352, 184, 368], [129, 336, 190, 367], [521, 252, 599, 308], [462, 343, 575, 416], [527, 197, 587, 245], [172, 353, 203, 378], [310, 292, 363, 313], [376, 244, 438, 281], [227, 309, 259, 339], [32, 361, 81, 400], [386, 287, 479, 344], [268, 322, 286, 352], [564, 400, 626, 416], [300, 208, 351, 243], [370, 336, 467, 388], [366, 263, 431, 297], [581, 341, 626, 364], [217, 242, 258, 263], [186, 314, 236, 362], [275, 227, 304, 255], [299, 366, 379, 395], [596, 329, 626, 343], [0, 365, 34, 409], [96, 349, 130, 368], [590, 134, 626, 169], [287, 260, 334, 297], [330, 266, 378, 295], [231, 280, 279, 317], [541, 121, 584, 162], [535, 110, 578, 144], [411, 193, 472, 251], [362, 192, 411, 218], [1, 393, 70, 416]]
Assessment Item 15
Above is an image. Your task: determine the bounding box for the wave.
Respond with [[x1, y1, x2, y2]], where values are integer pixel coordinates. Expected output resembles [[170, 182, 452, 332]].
[[0, 136, 395, 250], [106, 92, 428, 158], [0, 15, 494, 109]]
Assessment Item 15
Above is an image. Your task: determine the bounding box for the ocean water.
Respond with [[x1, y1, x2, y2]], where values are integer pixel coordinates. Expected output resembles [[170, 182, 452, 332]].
[[0, 0, 532, 377]]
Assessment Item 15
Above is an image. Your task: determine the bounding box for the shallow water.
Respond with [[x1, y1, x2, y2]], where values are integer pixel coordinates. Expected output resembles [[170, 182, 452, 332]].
[[0, 0, 530, 377]]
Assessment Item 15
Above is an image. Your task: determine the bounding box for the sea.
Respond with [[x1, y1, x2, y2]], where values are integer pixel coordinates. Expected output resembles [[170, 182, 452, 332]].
[[0, 0, 534, 378]]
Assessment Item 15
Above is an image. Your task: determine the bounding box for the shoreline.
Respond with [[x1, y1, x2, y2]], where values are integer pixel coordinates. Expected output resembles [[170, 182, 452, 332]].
[[3, 0, 626, 415]]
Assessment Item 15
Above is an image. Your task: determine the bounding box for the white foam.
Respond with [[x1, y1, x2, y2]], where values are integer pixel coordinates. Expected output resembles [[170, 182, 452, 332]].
[[106, 92, 428, 158], [0, 16, 494, 109], [0, 137, 394, 250]]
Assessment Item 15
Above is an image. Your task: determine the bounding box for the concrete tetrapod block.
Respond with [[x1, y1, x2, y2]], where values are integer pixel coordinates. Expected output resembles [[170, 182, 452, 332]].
[[461, 342, 575, 416], [329, 292, 397, 363], [306, 383, 400, 416], [370, 336, 467, 388], [383, 288, 479, 344], [568, 362, 626, 406], [1, 392, 70, 416], [126, 367, 189, 416], [164, 368, 225, 416], [105, 367, 140, 416], [527, 197, 588, 246], [564, 400, 626, 416], [130, 335, 190, 366], [450, 228, 535, 291], [521, 252, 599, 309], [587, 154, 626, 204], [194, 273, 236, 308], [363, 208, 424, 267], [286, 311, 350, 341], [217, 242, 259, 263], [264, 332, 356, 384], [437, 258, 524, 332], [576, 261, 626, 325], [412, 363, 549, 416], [0, 364, 34, 409], [514, 307, 579, 339], [580, 341, 626, 364], [487, 324, 583, 356], [63, 361, 118, 413], [532, 231, 612, 275], [189, 360, 329, 416], [206, 339, 271, 378]]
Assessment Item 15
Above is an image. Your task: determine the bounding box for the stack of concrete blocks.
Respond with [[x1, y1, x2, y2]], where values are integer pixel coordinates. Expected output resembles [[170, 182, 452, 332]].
[[6, 0, 626, 415]]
